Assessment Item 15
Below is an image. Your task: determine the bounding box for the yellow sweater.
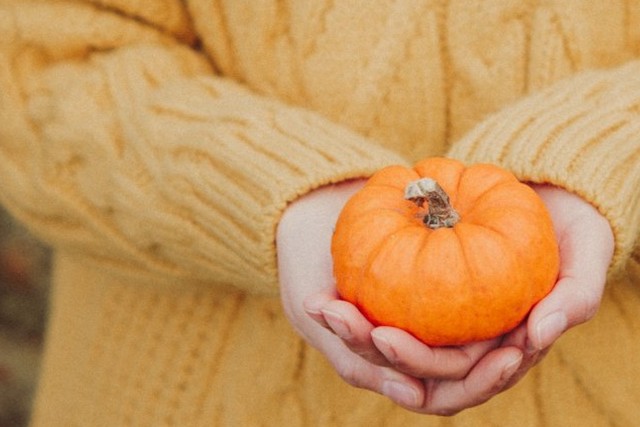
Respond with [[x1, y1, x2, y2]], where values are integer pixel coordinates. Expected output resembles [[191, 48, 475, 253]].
[[2, 0, 640, 425]]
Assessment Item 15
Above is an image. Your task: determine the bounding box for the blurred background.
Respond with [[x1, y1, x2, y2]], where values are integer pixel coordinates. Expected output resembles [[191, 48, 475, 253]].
[[0, 207, 51, 427]]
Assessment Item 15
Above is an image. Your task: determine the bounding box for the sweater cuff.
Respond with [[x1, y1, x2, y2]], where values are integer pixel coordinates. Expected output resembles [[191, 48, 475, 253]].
[[204, 94, 405, 292], [0, 1, 405, 294], [448, 62, 640, 271]]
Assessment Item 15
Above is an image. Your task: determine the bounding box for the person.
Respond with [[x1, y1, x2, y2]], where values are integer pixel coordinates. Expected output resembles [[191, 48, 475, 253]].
[[1, 0, 638, 425]]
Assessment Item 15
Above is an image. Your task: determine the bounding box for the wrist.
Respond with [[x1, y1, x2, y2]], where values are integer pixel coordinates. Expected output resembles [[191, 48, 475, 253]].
[[277, 179, 367, 239]]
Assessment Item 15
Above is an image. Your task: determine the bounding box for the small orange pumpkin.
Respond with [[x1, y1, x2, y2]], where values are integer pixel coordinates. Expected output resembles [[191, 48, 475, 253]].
[[331, 157, 559, 346]]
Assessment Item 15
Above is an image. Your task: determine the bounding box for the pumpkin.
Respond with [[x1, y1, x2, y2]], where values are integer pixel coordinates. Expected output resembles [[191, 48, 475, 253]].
[[331, 157, 559, 346]]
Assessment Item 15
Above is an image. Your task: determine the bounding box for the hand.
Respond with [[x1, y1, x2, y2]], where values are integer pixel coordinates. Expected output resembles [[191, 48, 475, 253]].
[[500, 184, 615, 386], [277, 181, 614, 415]]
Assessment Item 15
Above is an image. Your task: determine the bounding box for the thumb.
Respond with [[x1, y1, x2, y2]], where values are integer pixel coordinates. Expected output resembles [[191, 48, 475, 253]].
[[527, 204, 614, 351]]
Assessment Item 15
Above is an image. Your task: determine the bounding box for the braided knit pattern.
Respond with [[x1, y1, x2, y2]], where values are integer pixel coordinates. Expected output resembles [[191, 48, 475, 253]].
[[1, 1, 639, 425]]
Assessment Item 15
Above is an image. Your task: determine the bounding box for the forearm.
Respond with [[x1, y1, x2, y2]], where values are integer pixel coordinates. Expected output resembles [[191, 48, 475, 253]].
[[448, 61, 640, 272], [0, 1, 402, 292]]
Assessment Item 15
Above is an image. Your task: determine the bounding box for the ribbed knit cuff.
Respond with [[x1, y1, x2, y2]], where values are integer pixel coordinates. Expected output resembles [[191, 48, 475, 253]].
[[115, 75, 405, 294], [176, 86, 405, 291], [448, 62, 640, 271]]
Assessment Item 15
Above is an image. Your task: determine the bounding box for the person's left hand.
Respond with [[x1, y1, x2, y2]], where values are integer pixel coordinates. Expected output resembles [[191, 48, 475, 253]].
[[495, 184, 615, 389], [277, 181, 614, 415]]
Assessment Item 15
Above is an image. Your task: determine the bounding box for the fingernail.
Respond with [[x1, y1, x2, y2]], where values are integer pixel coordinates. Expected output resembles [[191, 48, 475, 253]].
[[535, 311, 567, 350], [501, 353, 523, 381], [371, 331, 397, 362], [322, 310, 352, 339], [382, 381, 420, 407], [304, 304, 322, 318], [305, 306, 331, 329], [303, 300, 322, 316]]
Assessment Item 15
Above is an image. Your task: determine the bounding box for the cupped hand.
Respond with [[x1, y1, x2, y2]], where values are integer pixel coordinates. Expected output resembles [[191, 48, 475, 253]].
[[500, 184, 615, 386], [276, 180, 614, 415]]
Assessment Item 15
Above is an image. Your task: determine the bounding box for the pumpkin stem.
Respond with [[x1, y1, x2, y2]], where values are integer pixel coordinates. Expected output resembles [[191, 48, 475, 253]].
[[404, 178, 460, 229]]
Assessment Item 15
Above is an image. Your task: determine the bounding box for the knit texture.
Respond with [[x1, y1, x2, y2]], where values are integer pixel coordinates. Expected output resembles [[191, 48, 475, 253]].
[[32, 252, 640, 427], [0, 0, 639, 426], [0, 0, 402, 293], [448, 62, 640, 270]]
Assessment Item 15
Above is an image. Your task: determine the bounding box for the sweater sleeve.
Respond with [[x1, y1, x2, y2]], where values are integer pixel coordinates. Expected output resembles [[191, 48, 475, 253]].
[[447, 61, 640, 272], [0, 1, 402, 293]]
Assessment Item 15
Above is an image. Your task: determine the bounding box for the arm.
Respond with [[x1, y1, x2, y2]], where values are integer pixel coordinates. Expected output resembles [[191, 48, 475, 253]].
[[0, 0, 401, 292], [283, 63, 638, 414], [448, 61, 640, 271]]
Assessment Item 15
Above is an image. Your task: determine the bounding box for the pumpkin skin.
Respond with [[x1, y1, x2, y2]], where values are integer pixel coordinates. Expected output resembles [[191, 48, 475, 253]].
[[331, 157, 560, 346]]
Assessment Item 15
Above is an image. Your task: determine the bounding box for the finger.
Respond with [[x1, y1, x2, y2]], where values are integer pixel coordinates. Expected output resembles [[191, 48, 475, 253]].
[[526, 275, 603, 351], [420, 347, 523, 416], [503, 345, 551, 391], [499, 322, 551, 390], [320, 300, 390, 365], [529, 231, 610, 350], [371, 327, 501, 380], [303, 289, 340, 329], [527, 216, 613, 351], [318, 334, 423, 408]]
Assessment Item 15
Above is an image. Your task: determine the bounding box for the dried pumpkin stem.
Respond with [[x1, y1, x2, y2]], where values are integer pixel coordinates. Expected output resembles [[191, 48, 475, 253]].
[[404, 178, 460, 229]]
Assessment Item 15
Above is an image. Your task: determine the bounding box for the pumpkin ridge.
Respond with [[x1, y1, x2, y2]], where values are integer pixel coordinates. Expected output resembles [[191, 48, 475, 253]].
[[449, 162, 466, 209], [443, 228, 473, 336], [364, 223, 425, 275], [461, 181, 527, 218], [455, 222, 519, 277], [453, 223, 524, 337], [408, 229, 433, 333], [358, 223, 423, 317], [455, 166, 518, 215], [451, 226, 472, 282]]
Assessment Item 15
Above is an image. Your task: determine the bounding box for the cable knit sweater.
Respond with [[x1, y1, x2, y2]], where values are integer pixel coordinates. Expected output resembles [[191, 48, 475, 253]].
[[2, 1, 640, 426]]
